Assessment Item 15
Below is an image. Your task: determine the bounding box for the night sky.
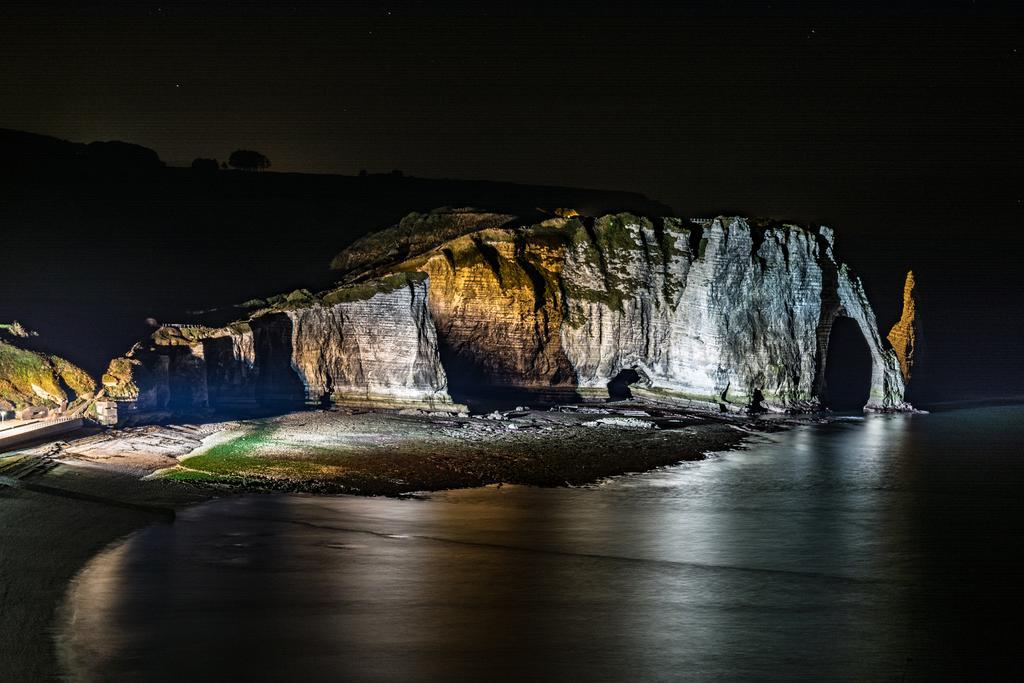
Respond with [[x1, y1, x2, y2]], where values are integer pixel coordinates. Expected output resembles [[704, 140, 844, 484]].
[[2, 1, 1023, 401], [2, 3, 1019, 198]]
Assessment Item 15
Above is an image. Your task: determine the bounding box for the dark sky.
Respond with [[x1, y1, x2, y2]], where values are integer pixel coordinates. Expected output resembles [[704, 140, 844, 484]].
[[1, 2, 1020, 214], [1, 1, 1023, 401]]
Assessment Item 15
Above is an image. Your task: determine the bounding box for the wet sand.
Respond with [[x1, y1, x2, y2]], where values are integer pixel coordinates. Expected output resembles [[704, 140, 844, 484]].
[[0, 462, 210, 680]]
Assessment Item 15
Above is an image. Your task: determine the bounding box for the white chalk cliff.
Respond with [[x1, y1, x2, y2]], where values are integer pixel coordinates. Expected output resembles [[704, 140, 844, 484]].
[[104, 209, 910, 414]]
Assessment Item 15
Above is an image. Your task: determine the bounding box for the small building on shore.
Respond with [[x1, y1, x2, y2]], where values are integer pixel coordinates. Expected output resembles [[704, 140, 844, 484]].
[[94, 400, 118, 426]]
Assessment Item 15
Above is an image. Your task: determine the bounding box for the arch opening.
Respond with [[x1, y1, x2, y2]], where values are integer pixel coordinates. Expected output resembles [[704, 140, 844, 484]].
[[607, 368, 641, 401], [823, 316, 872, 411]]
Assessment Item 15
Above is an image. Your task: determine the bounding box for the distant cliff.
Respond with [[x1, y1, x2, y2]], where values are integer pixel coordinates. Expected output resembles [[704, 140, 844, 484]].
[[103, 208, 910, 415]]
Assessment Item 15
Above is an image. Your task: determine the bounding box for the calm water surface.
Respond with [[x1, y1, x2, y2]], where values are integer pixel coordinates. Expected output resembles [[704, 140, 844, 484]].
[[58, 406, 1024, 680]]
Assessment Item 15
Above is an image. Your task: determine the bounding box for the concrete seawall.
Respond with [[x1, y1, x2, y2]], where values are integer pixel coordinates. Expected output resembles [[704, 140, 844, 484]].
[[0, 418, 85, 453]]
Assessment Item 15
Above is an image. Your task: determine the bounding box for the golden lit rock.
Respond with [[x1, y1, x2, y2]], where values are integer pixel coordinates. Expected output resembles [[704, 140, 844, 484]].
[[420, 228, 577, 399], [887, 270, 917, 381]]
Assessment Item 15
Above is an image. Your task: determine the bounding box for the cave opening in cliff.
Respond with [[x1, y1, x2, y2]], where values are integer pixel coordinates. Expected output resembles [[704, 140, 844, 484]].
[[440, 344, 585, 413], [607, 369, 641, 400], [823, 316, 872, 410]]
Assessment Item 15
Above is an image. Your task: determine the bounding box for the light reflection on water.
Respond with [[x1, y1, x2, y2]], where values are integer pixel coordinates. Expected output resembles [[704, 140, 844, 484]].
[[57, 407, 1024, 680]]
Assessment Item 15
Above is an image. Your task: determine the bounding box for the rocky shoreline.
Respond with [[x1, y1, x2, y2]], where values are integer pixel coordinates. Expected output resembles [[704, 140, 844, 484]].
[[62, 402, 789, 495]]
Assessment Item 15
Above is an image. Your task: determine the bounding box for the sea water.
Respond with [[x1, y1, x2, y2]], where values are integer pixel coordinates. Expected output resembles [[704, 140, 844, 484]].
[[57, 405, 1024, 680]]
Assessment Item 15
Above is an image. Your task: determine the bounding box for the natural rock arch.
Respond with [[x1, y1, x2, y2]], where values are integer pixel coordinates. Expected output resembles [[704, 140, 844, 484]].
[[815, 262, 913, 411], [819, 316, 872, 409]]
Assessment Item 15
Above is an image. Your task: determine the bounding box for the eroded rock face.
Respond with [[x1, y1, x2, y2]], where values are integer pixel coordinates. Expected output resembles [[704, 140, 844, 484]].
[[561, 216, 826, 410], [394, 214, 909, 412], [105, 210, 910, 415], [418, 226, 577, 403], [102, 276, 453, 413], [887, 270, 917, 381], [285, 279, 452, 408]]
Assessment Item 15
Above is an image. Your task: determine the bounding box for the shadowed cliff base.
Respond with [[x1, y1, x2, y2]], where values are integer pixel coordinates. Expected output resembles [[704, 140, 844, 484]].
[[438, 346, 582, 412]]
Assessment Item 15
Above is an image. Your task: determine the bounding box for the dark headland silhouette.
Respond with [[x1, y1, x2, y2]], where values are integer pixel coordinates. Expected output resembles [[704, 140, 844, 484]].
[[0, 129, 669, 378]]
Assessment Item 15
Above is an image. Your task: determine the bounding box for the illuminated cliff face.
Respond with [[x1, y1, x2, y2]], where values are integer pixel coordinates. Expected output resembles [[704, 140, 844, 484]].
[[103, 210, 912, 415], [887, 271, 917, 381], [419, 228, 577, 401], [406, 215, 909, 412], [102, 276, 454, 414], [560, 216, 824, 409]]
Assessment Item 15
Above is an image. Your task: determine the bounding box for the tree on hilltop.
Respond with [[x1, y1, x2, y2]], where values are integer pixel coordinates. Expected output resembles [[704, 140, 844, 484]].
[[228, 150, 271, 171]]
